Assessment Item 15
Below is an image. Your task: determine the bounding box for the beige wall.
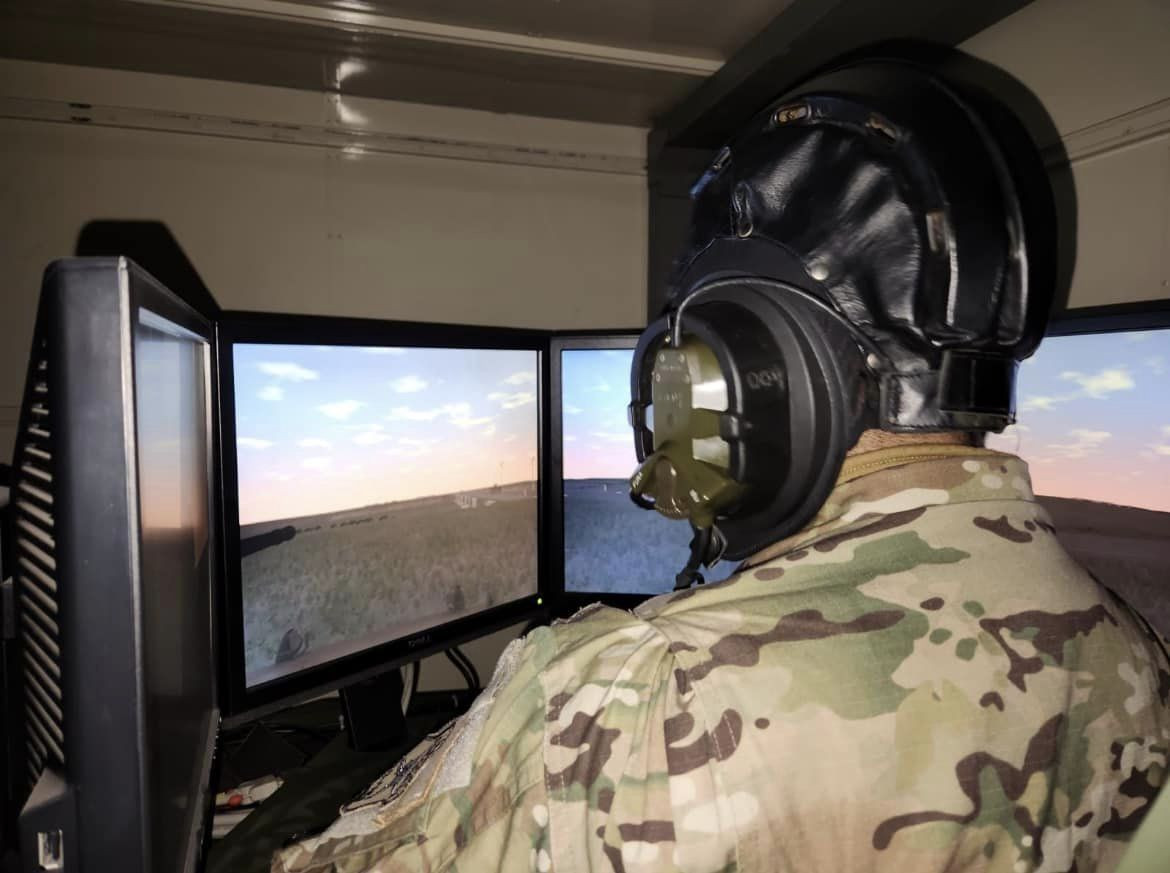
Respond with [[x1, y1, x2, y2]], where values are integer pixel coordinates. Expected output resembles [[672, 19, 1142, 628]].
[[0, 59, 648, 464], [961, 0, 1170, 310], [0, 58, 646, 690]]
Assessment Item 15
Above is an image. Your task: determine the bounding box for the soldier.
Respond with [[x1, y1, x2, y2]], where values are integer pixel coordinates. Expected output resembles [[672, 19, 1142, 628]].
[[275, 52, 1170, 873]]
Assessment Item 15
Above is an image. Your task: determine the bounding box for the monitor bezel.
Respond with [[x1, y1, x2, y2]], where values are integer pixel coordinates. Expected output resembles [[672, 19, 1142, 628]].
[[548, 330, 675, 615], [127, 268, 221, 873], [1047, 298, 1170, 336], [215, 311, 551, 721]]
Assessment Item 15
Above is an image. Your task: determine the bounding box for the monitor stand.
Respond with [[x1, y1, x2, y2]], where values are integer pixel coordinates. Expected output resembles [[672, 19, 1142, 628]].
[[339, 670, 408, 752]]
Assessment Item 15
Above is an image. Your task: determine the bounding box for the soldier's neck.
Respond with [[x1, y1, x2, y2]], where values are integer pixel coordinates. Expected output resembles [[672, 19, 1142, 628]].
[[847, 429, 979, 457]]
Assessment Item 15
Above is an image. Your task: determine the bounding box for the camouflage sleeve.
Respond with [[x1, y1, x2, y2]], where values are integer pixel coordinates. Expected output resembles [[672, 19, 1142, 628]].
[[535, 604, 742, 873], [274, 601, 741, 873], [272, 629, 557, 873]]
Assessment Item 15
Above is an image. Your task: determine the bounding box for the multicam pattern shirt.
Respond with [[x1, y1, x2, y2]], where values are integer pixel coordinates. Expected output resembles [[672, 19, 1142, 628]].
[[274, 447, 1170, 873]]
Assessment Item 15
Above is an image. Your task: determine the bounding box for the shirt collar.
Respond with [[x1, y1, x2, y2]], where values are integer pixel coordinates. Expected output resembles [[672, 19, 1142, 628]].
[[738, 446, 1034, 570]]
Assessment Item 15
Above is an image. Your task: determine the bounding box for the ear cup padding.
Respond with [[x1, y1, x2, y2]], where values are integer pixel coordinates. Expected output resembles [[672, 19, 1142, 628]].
[[631, 270, 866, 560], [715, 289, 857, 559]]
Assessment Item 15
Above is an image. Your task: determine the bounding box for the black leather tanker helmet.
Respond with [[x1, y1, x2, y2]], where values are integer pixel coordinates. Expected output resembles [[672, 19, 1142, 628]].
[[629, 54, 1063, 583]]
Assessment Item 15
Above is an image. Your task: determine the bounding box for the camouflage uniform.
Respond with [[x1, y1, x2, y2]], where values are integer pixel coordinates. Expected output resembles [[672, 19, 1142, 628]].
[[274, 447, 1170, 873]]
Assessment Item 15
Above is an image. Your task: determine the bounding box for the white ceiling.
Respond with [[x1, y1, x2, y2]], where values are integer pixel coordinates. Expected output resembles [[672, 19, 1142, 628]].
[[0, 0, 795, 125], [275, 0, 786, 61]]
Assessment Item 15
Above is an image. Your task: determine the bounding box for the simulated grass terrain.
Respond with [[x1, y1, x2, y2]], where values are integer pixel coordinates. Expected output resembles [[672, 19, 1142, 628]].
[[563, 479, 736, 597], [1039, 495, 1170, 636], [240, 484, 537, 685]]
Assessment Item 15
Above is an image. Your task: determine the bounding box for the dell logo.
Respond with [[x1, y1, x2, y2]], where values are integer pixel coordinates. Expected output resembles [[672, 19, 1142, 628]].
[[407, 633, 432, 649], [746, 366, 784, 390]]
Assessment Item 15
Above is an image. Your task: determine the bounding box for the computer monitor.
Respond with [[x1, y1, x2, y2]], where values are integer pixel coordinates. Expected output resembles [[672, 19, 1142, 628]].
[[10, 258, 218, 873], [550, 334, 735, 608], [985, 305, 1170, 512], [983, 304, 1170, 634], [216, 314, 547, 720]]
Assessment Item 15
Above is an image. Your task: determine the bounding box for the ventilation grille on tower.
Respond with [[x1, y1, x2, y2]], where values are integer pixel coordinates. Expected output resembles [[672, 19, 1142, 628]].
[[14, 335, 64, 789]]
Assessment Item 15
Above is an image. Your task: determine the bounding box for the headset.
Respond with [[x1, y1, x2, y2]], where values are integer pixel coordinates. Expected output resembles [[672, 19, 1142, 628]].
[[628, 242, 878, 574], [627, 54, 1063, 586]]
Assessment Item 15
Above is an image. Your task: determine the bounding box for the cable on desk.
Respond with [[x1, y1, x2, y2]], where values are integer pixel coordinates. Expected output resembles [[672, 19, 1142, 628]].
[[454, 646, 480, 689], [444, 647, 479, 690], [400, 661, 419, 715]]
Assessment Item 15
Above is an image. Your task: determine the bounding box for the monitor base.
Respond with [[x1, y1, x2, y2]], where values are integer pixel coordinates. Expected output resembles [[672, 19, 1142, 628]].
[[339, 671, 408, 753]]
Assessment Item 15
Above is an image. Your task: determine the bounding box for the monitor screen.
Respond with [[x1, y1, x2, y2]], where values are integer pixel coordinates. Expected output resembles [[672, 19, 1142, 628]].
[[986, 326, 1170, 512], [560, 346, 734, 598], [134, 308, 215, 873], [231, 343, 540, 688]]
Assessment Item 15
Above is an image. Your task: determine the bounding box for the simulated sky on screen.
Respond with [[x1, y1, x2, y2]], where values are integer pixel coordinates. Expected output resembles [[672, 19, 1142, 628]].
[[559, 332, 1170, 514], [562, 348, 640, 480], [233, 344, 539, 525], [986, 327, 1170, 512]]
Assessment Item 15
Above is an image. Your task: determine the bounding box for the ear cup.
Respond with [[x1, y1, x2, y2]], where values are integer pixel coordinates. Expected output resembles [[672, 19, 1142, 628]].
[[710, 289, 857, 560], [630, 273, 869, 562], [733, 296, 865, 554]]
